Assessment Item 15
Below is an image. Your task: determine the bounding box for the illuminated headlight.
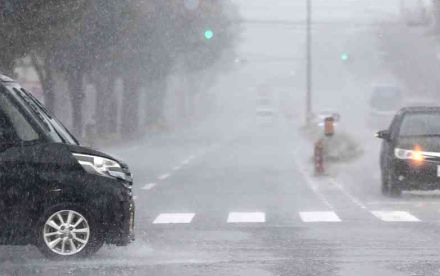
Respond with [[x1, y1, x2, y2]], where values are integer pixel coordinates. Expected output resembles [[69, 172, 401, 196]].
[[73, 153, 130, 181], [394, 148, 425, 161]]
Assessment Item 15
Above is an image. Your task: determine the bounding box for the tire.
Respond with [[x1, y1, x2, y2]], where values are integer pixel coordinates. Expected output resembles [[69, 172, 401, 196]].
[[385, 172, 402, 198], [35, 204, 104, 259], [381, 170, 389, 196]]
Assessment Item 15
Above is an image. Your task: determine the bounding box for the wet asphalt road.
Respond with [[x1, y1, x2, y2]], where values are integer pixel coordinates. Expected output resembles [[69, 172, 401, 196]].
[[3, 0, 440, 275], [3, 118, 440, 276]]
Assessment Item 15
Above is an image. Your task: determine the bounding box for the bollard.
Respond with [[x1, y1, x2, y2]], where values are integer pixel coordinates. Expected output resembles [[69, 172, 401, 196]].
[[314, 139, 324, 175]]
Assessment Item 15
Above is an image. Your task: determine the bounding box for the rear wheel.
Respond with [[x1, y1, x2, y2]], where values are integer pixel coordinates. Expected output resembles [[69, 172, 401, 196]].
[[36, 205, 103, 259]]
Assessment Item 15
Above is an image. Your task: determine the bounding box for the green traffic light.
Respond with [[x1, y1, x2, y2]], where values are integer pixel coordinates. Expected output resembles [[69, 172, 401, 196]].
[[340, 53, 349, 61], [204, 30, 214, 40]]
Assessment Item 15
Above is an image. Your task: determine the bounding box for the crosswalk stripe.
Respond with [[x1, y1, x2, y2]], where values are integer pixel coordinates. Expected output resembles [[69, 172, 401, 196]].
[[371, 211, 420, 222], [227, 212, 266, 223], [153, 213, 195, 224], [299, 211, 341, 222]]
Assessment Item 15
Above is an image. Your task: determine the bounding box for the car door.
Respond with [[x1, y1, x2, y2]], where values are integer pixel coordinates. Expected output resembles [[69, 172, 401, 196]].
[[0, 91, 40, 243]]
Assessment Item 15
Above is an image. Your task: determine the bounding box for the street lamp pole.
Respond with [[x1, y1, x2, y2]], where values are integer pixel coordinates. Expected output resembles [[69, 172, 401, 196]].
[[305, 0, 312, 124]]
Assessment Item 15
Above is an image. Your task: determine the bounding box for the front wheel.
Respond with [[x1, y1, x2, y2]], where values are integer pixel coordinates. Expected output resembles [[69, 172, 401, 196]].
[[383, 172, 402, 197], [36, 205, 103, 259]]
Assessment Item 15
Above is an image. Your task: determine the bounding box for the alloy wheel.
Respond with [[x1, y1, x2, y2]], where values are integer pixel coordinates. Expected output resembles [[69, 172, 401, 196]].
[[43, 210, 90, 256]]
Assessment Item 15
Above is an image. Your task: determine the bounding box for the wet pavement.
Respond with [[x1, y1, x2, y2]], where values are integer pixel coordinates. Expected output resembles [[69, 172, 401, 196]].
[[3, 0, 440, 275], [3, 118, 440, 276]]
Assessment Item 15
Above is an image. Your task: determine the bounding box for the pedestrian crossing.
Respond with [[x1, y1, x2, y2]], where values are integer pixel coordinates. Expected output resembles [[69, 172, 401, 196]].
[[149, 210, 437, 225]]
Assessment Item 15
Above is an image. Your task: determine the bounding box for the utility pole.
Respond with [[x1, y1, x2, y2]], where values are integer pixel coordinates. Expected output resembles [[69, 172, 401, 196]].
[[305, 0, 312, 124]]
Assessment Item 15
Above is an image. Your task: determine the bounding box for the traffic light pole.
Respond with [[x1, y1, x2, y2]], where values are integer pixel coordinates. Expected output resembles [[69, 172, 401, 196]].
[[305, 0, 312, 125]]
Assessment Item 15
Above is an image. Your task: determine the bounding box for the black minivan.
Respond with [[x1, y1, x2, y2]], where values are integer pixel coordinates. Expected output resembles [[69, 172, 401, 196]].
[[0, 75, 134, 258]]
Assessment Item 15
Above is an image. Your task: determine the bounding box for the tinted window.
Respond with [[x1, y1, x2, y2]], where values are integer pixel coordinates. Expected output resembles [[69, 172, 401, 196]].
[[399, 112, 440, 136], [0, 93, 39, 142]]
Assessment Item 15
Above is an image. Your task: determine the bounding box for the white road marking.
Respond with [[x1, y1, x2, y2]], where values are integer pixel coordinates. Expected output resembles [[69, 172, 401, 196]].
[[299, 211, 341, 222], [153, 213, 195, 224], [293, 157, 334, 209], [157, 173, 171, 180], [172, 165, 182, 171], [181, 159, 191, 165], [330, 178, 367, 209], [141, 183, 157, 190], [371, 211, 420, 222], [227, 212, 266, 223]]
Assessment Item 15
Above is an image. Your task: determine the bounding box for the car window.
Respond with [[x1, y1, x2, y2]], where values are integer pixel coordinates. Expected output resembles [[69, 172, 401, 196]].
[[0, 93, 39, 142], [399, 112, 440, 137]]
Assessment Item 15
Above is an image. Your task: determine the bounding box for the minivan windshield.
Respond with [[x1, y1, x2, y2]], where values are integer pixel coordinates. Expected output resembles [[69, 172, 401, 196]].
[[399, 112, 440, 137], [10, 87, 78, 145]]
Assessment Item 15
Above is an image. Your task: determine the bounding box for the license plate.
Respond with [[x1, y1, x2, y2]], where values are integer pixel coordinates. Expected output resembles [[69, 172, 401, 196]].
[[437, 165, 440, 177]]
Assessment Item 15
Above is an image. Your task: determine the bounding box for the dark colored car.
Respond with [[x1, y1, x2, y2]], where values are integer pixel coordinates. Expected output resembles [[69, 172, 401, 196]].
[[377, 106, 440, 197], [0, 75, 134, 258]]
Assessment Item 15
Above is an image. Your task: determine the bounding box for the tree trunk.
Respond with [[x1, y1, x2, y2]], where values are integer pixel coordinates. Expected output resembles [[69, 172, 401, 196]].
[[145, 79, 167, 127], [30, 53, 56, 112], [66, 70, 84, 137], [121, 76, 140, 138], [94, 73, 117, 137], [42, 57, 56, 113]]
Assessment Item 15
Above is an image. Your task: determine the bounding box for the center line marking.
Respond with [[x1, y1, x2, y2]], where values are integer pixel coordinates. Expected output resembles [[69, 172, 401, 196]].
[[227, 212, 266, 223], [330, 178, 367, 209], [293, 157, 334, 210], [141, 183, 157, 190], [181, 159, 190, 165], [157, 173, 170, 180], [172, 165, 182, 171]]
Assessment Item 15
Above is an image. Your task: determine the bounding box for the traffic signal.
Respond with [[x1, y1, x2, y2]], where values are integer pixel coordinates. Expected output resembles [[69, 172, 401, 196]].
[[204, 29, 214, 40], [340, 53, 349, 61]]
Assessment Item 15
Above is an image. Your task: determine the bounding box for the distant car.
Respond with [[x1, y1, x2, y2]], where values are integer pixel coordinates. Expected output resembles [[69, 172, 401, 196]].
[[368, 85, 402, 129], [256, 96, 278, 125], [401, 0, 431, 27], [376, 106, 440, 196]]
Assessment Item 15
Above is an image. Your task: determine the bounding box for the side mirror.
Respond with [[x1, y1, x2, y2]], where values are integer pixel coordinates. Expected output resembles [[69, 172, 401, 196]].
[[376, 130, 391, 141]]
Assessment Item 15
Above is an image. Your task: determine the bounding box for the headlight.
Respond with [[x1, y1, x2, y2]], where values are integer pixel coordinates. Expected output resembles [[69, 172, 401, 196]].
[[73, 153, 130, 181], [394, 147, 425, 162]]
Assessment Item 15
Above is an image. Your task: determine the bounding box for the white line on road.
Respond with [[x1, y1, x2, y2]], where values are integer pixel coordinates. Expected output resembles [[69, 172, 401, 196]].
[[141, 183, 157, 190], [371, 211, 420, 222], [157, 173, 171, 180], [293, 157, 334, 210], [172, 165, 182, 171], [181, 159, 191, 165], [227, 212, 266, 223], [330, 178, 367, 209], [299, 211, 341, 222], [153, 213, 195, 224]]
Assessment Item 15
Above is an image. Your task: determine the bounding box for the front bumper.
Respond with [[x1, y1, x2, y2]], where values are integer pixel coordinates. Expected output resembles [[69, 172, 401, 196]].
[[105, 196, 135, 246], [393, 159, 440, 190]]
